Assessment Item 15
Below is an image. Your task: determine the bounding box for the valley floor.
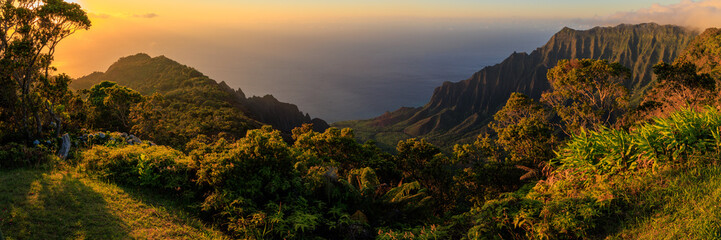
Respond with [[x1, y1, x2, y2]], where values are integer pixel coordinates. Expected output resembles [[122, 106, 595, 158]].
[[0, 167, 228, 240]]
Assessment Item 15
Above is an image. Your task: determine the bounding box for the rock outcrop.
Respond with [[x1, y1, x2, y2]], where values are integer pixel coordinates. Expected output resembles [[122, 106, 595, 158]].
[[58, 133, 71, 159]]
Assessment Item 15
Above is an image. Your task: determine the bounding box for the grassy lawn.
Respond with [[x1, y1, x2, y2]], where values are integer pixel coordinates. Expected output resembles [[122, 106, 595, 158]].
[[0, 167, 228, 240]]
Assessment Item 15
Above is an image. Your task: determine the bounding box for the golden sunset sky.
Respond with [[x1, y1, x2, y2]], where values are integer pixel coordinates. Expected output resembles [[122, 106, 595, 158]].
[[51, 0, 721, 121], [54, 0, 689, 77]]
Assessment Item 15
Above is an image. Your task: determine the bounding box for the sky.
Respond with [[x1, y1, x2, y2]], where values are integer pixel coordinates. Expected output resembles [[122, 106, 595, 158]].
[[55, 0, 720, 122]]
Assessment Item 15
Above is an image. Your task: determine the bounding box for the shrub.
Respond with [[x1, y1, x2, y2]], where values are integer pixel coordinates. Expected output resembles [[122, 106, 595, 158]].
[[0, 143, 53, 169], [191, 126, 296, 208], [189, 126, 305, 238], [461, 107, 721, 239], [377, 224, 447, 240], [79, 144, 194, 194]]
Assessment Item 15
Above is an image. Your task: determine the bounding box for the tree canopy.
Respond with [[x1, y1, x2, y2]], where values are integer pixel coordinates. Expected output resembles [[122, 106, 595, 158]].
[[542, 59, 631, 134], [0, 0, 90, 141]]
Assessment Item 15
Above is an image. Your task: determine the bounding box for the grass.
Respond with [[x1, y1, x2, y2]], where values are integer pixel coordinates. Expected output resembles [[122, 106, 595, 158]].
[[612, 166, 721, 239], [486, 108, 721, 238], [0, 167, 228, 240]]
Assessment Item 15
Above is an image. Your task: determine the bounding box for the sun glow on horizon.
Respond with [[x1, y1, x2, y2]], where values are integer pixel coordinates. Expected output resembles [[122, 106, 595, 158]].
[[49, 0, 711, 121], [54, 0, 688, 78]]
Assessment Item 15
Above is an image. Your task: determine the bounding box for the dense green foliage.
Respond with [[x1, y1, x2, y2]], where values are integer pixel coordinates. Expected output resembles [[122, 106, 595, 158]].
[[80, 143, 193, 193], [130, 85, 258, 148], [630, 62, 717, 121], [67, 107, 721, 239], [675, 28, 721, 80], [0, 143, 53, 169], [464, 108, 721, 239], [491, 93, 556, 177], [86, 81, 144, 132], [542, 59, 631, 134], [0, 0, 90, 141], [76, 126, 446, 239]]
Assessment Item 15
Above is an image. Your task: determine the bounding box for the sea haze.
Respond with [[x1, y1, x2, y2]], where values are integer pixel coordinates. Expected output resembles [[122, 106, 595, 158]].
[[88, 19, 570, 123]]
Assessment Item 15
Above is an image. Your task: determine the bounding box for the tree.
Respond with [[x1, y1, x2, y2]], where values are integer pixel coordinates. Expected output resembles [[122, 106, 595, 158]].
[[189, 126, 301, 238], [452, 134, 523, 206], [37, 73, 74, 136], [541, 59, 631, 134], [0, 0, 91, 140], [130, 93, 175, 145], [0, 67, 18, 141], [395, 138, 453, 211], [640, 62, 715, 117], [491, 92, 555, 179], [86, 81, 144, 132], [292, 125, 370, 176], [396, 138, 443, 184]]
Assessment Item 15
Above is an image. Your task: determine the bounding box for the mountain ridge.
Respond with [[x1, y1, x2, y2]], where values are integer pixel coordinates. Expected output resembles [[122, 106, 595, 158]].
[[335, 23, 699, 148], [71, 53, 329, 134]]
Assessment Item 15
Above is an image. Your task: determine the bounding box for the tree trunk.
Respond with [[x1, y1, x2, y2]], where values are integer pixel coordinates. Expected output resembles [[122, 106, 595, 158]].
[[33, 108, 42, 137], [46, 102, 63, 137], [22, 103, 31, 143]]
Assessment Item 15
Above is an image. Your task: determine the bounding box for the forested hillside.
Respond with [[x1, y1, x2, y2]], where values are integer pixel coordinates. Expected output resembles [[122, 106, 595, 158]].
[[675, 28, 721, 79], [335, 23, 698, 149], [72, 53, 329, 136]]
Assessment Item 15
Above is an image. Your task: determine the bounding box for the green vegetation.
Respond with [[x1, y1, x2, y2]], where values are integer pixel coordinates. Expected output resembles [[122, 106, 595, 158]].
[[492, 93, 556, 175], [613, 166, 721, 239], [71, 53, 329, 137], [675, 28, 721, 80], [0, 168, 228, 239], [541, 59, 631, 134], [86, 81, 144, 132], [4, 1, 721, 238], [70, 127, 442, 239], [464, 108, 721, 239], [0, 0, 91, 141]]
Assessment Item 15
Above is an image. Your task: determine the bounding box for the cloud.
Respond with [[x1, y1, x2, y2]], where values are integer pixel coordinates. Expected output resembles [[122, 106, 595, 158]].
[[133, 13, 159, 19], [575, 0, 721, 30], [88, 12, 111, 19], [88, 12, 158, 20]]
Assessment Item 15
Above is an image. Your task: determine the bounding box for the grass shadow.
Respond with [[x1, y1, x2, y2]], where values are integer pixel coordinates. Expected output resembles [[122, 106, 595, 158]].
[[107, 182, 226, 239], [0, 168, 130, 239]]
